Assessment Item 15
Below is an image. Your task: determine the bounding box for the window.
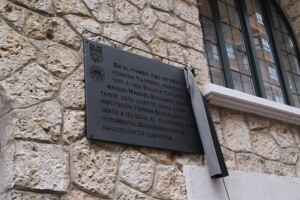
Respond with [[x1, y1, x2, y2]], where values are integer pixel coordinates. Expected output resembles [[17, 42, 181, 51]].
[[199, 0, 300, 108]]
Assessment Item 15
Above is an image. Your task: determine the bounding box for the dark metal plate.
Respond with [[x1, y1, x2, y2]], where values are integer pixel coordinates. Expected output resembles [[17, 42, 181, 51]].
[[83, 39, 203, 154]]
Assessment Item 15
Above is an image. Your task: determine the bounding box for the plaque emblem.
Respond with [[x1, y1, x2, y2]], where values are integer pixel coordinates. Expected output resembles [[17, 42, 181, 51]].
[[90, 43, 103, 63], [90, 66, 105, 82]]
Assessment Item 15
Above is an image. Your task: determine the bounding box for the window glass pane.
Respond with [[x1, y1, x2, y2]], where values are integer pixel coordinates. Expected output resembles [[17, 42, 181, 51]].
[[202, 17, 216, 43], [292, 95, 300, 107], [199, 0, 212, 18], [211, 68, 225, 86], [232, 71, 243, 92], [287, 72, 297, 93], [237, 51, 250, 75], [218, 1, 230, 24], [241, 75, 255, 95], [247, 0, 285, 104]]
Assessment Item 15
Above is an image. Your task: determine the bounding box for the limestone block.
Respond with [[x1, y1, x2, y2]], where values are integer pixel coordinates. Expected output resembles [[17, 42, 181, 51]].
[[32, 40, 80, 79], [142, 7, 158, 29], [3, 190, 59, 200], [9, 0, 54, 15], [215, 123, 225, 146], [116, 0, 140, 25], [173, 153, 202, 166], [58, 65, 84, 109], [265, 160, 296, 177], [134, 26, 155, 44], [153, 164, 187, 200], [83, 0, 114, 23], [270, 123, 296, 148], [251, 130, 281, 161], [184, 49, 210, 84], [174, 0, 200, 26], [154, 22, 187, 45], [115, 182, 154, 200], [150, 0, 173, 12], [291, 126, 300, 147], [280, 148, 299, 165], [186, 24, 203, 51], [0, 63, 60, 108], [221, 147, 236, 170], [119, 149, 155, 192], [209, 105, 221, 124], [24, 13, 81, 49], [167, 43, 185, 64], [150, 38, 168, 61], [61, 188, 98, 200], [140, 147, 173, 164], [62, 109, 85, 144], [281, 2, 300, 20], [53, 0, 90, 16], [103, 23, 135, 44], [0, 25, 36, 80], [128, 0, 146, 9], [0, 2, 27, 31], [154, 10, 185, 30], [247, 114, 270, 131], [221, 109, 252, 152], [71, 138, 122, 198], [64, 15, 102, 37], [6, 101, 62, 142], [7, 141, 69, 191], [124, 38, 152, 59], [236, 153, 265, 173]]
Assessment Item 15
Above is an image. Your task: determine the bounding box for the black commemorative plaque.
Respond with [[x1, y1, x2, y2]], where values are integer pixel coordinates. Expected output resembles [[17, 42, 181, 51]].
[[84, 39, 203, 154]]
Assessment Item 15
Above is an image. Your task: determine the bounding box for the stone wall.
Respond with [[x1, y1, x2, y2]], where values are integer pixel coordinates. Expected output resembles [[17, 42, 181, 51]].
[[0, 0, 299, 199]]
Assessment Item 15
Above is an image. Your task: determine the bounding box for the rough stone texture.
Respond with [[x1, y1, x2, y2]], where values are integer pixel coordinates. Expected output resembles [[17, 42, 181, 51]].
[[297, 159, 300, 178], [215, 123, 225, 146], [142, 7, 158, 29], [128, 0, 146, 9], [0, 2, 27, 31], [150, 38, 168, 62], [174, 0, 200, 26], [186, 24, 203, 51], [58, 65, 84, 109], [24, 13, 81, 49], [3, 190, 59, 200], [71, 138, 122, 198], [116, 0, 140, 25], [173, 153, 202, 166], [280, 148, 299, 165], [140, 147, 173, 164], [8, 141, 69, 191], [247, 114, 270, 131], [155, 10, 185, 30], [32, 40, 81, 78], [0, 25, 36, 80], [125, 38, 152, 58], [236, 153, 265, 173], [265, 160, 296, 177], [270, 123, 296, 148], [6, 101, 62, 142], [153, 164, 187, 200], [154, 22, 186, 45], [83, 0, 114, 23], [209, 105, 221, 124], [0, 63, 60, 108], [134, 26, 155, 44], [167, 43, 185, 64], [53, 0, 90, 16], [291, 126, 300, 147], [119, 149, 155, 192], [221, 147, 236, 170], [62, 109, 85, 144], [103, 23, 135, 44], [64, 15, 102, 37], [115, 182, 154, 200], [221, 109, 252, 152], [61, 188, 98, 200], [150, 0, 173, 12], [251, 130, 281, 161], [10, 0, 54, 15]]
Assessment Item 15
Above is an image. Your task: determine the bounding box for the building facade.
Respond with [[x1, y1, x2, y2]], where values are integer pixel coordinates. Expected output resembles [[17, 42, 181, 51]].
[[0, 0, 300, 199]]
